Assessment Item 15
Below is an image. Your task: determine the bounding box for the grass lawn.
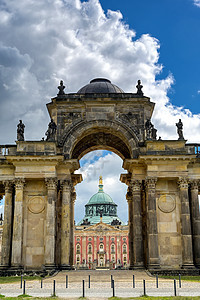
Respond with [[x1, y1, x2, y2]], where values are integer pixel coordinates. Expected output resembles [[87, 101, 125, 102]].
[[0, 276, 42, 284], [0, 296, 200, 300], [159, 276, 200, 282]]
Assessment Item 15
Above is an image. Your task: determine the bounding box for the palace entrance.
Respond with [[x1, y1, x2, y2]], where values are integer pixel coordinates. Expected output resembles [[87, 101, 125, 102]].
[[0, 78, 200, 274]]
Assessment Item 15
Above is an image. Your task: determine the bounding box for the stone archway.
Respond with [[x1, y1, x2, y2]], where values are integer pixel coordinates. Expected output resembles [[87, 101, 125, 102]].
[[2, 78, 198, 274]]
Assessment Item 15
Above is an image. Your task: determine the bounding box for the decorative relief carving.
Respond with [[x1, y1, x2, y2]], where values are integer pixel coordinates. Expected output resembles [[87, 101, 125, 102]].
[[115, 111, 140, 138], [28, 196, 45, 214], [15, 178, 25, 189], [178, 177, 188, 189], [158, 194, 176, 213]]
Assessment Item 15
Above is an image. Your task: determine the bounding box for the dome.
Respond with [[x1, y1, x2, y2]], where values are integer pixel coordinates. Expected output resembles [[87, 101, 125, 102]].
[[77, 78, 124, 94], [87, 190, 115, 205]]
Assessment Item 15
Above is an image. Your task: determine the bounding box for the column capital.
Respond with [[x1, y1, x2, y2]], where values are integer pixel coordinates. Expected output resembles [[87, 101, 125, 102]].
[[15, 178, 25, 189], [3, 180, 14, 193], [45, 177, 57, 190], [178, 177, 188, 189], [61, 179, 73, 192], [145, 177, 157, 190], [129, 180, 142, 192], [190, 179, 199, 190]]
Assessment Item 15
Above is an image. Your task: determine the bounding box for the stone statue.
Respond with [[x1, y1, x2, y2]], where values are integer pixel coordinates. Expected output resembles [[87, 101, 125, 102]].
[[136, 80, 144, 96], [176, 119, 184, 140], [57, 80, 65, 95], [145, 119, 153, 140], [151, 125, 157, 140], [45, 119, 57, 141], [17, 120, 25, 141]]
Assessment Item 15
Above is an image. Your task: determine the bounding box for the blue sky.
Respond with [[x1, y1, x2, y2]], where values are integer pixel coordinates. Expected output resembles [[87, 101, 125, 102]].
[[0, 0, 200, 222], [100, 0, 200, 113]]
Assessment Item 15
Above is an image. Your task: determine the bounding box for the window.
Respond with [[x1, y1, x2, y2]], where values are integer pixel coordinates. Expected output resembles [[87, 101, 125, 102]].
[[76, 244, 80, 254], [123, 244, 127, 253], [88, 243, 92, 254], [88, 237, 92, 241], [99, 243, 104, 252], [111, 244, 115, 253], [100, 237, 104, 241], [76, 256, 80, 264]]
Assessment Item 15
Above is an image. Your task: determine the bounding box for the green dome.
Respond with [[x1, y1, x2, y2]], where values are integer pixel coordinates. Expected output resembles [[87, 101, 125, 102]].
[[87, 190, 115, 205]]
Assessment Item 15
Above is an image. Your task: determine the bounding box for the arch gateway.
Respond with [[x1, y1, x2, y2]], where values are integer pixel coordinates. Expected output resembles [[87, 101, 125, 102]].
[[0, 78, 200, 275]]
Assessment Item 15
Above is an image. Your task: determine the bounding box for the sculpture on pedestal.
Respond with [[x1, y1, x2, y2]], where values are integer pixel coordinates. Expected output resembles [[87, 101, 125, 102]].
[[17, 120, 25, 141], [176, 119, 184, 140], [45, 119, 57, 141]]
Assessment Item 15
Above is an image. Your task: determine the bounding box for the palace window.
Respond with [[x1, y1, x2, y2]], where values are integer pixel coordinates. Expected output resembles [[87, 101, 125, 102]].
[[123, 244, 127, 253], [99, 243, 104, 252], [76, 244, 81, 254], [88, 243, 92, 254], [111, 244, 115, 253], [100, 237, 104, 241], [88, 237, 92, 241], [76, 256, 80, 264]]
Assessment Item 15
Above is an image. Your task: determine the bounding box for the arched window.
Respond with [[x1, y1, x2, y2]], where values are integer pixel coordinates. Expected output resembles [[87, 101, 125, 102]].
[[111, 244, 115, 253], [76, 243, 81, 254], [88, 243, 92, 253], [99, 243, 104, 252], [123, 243, 127, 253]]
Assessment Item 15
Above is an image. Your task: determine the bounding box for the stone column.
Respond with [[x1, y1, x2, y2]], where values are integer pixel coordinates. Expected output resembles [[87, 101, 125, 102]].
[[146, 177, 160, 269], [60, 179, 72, 269], [190, 180, 200, 267], [45, 178, 57, 269], [178, 178, 194, 268], [126, 186, 134, 269], [11, 178, 25, 268], [131, 180, 144, 268], [1, 181, 13, 267], [70, 188, 76, 266]]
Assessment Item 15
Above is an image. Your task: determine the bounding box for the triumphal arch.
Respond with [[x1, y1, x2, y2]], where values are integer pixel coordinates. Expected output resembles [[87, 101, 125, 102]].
[[0, 78, 200, 274]]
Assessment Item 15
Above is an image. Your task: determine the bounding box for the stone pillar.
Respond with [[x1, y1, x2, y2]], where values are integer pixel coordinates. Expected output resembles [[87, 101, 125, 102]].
[[190, 180, 200, 268], [70, 188, 76, 266], [178, 177, 194, 268], [126, 186, 134, 269], [45, 178, 57, 269], [60, 179, 72, 269], [146, 177, 160, 269], [190, 180, 200, 267], [1, 181, 13, 267], [11, 178, 25, 268], [131, 180, 144, 268]]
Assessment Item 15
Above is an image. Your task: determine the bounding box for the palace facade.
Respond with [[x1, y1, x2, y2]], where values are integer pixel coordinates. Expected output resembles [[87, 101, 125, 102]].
[[74, 177, 129, 269]]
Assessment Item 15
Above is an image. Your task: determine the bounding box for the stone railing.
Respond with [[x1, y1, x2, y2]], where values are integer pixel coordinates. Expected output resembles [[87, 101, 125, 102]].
[[0, 145, 17, 156], [185, 143, 200, 156]]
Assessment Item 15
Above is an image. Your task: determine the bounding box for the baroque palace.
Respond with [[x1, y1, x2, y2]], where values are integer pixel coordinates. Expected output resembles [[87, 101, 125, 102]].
[[0, 77, 200, 275], [74, 176, 129, 269]]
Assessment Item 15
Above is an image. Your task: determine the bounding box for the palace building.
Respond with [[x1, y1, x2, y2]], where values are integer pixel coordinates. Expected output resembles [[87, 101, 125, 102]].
[[74, 176, 129, 269]]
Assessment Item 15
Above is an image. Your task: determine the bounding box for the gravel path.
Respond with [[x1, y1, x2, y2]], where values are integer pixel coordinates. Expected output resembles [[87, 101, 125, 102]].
[[0, 270, 200, 298]]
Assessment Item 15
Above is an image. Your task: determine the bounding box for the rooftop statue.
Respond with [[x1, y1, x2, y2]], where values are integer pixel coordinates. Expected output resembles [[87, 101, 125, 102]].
[[136, 79, 144, 96], [57, 80, 65, 95], [176, 119, 184, 140], [17, 120, 25, 141], [45, 118, 57, 141]]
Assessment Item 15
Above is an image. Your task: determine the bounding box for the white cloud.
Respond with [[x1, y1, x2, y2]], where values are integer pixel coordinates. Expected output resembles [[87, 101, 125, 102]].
[[194, 0, 200, 7]]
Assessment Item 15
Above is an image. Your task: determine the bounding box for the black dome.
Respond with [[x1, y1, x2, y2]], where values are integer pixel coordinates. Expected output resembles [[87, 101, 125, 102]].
[[77, 78, 124, 94]]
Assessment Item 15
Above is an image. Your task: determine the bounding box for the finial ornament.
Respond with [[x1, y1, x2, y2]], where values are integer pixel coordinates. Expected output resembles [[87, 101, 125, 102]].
[[17, 120, 25, 141], [136, 79, 143, 96], [98, 176, 103, 192], [176, 119, 184, 140], [99, 175, 103, 185], [57, 80, 65, 95]]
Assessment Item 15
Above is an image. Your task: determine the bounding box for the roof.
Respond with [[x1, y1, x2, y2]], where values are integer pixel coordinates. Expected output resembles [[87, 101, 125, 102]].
[[77, 78, 124, 94]]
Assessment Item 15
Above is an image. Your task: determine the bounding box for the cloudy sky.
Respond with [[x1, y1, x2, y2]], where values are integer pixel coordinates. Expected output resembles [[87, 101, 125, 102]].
[[0, 0, 200, 222]]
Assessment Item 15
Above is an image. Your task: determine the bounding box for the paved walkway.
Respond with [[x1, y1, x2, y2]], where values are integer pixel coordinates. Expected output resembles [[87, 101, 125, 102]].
[[0, 270, 200, 298]]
